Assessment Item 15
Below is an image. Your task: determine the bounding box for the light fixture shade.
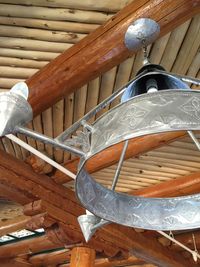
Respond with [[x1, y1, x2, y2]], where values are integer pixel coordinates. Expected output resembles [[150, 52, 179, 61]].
[[121, 64, 190, 102]]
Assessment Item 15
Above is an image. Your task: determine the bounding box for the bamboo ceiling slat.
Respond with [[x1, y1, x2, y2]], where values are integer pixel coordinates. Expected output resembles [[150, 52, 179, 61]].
[[139, 154, 200, 170], [0, 48, 59, 60], [0, 57, 48, 68], [149, 33, 171, 64], [160, 20, 191, 71], [32, 115, 45, 152], [1, 137, 15, 157], [73, 85, 88, 123], [132, 157, 199, 172], [172, 15, 200, 75], [0, 78, 24, 88], [85, 78, 100, 123], [16, 133, 30, 160], [11, 139, 23, 159], [187, 51, 200, 77], [0, 66, 38, 78], [0, 37, 72, 52], [63, 93, 74, 161], [42, 108, 53, 158], [96, 67, 117, 118], [0, 0, 130, 12], [26, 122, 37, 151], [110, 57, 134, 109], [0, 4, 112, 24], [53, 100, 64, 163], [0, 25, 86, 43], [0, 16, 99, 33]]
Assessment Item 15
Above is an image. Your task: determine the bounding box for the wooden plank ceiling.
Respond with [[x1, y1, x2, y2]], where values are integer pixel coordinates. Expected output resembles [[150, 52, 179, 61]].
[[0, 0, 199, 193], [0, 0, 199, 266]]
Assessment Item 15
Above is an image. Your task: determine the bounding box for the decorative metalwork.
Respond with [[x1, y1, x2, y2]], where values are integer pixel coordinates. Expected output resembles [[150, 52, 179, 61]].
[[0, 92, 32, 137], [75, 90, 200, 232], [89, 90, 200, 156], [64, 127, 91, 153], [124, 18, 160, 51], [1, 18, 200, 243]]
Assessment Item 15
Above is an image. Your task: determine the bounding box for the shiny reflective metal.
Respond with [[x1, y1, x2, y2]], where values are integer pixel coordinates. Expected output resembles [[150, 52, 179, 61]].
[[121, 64, 189, 101], [76, 90, 200, 234], [1, 18, 200, 244], [0, 91, 32, 137], [124, 18, 160, 51], [78, 214, 101, 242]]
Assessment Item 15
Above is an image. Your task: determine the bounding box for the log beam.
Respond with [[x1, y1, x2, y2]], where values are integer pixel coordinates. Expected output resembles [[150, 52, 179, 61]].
[[0, 215, 30, 236], [53, 132, 186, 184], [29, 248, 71, 266], [69, 247, 95, 267], [0, 150, 195, 266], [134, 170, 200, 197], [26, 0, 200, 116]]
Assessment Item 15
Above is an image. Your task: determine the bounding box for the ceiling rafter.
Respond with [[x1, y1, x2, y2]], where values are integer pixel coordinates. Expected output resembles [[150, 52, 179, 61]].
[[25, 0, 200, 116], [0, 148, 198, 266]]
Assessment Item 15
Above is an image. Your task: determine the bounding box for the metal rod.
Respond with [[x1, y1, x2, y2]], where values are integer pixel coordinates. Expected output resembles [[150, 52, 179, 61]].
[[56, 75, 140, 142], [187, 131, 200, 151], [7, 134, 76, 179], [111, 140, 129, 191], [15, 126, 85, 158], [158, 230, 200, 262]]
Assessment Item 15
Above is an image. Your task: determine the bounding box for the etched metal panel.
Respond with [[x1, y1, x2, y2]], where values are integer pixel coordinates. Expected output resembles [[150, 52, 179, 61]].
[[76, 167, 200, 230], [76, 89, 200, 231], [90, 90, 200, 157]]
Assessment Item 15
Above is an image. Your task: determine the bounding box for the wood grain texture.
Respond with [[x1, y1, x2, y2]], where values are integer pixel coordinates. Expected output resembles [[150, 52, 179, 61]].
[[26, 0, 200, 116], [69, 247, 95, 267]]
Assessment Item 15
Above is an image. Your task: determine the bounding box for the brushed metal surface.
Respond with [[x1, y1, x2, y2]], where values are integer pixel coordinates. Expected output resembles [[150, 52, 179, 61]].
[[124, 18, 160, 51], [76, 89, 200, 231], [0, 92, 32, 137], [90, 90, 200, 156]]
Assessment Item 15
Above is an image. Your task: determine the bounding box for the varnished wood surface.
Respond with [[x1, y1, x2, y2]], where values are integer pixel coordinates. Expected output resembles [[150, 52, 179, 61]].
[[26, 0, 200, 116], [69, 247, 95, 267]]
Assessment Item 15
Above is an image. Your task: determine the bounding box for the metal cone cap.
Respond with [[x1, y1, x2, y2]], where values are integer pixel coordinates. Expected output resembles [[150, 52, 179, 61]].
[[78, 214, 100, 242]]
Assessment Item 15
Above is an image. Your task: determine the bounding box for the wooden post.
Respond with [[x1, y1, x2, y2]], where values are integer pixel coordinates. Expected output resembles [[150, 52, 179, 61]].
[[70, 247, 95, 267]]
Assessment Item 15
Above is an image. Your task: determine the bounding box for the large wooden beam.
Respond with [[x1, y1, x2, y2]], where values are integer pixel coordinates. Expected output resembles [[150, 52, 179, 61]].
[[53, 132, 185, 184], [134, 170, 200, 197], [0, 150, 195, 267], [26, 0, 199, 116], [0, 215, 30, 236]]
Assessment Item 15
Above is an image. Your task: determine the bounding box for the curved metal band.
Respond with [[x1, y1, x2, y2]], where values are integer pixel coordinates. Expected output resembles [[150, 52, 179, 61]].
[[76, 90, 200, 231], [76, 167, 200, 231], [89, 90, 200, 156]]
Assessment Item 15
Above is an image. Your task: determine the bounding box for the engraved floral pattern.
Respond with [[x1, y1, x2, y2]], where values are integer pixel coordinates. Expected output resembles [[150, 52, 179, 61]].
[[180, 97, 200, 120], [119, 105, 148, 128]]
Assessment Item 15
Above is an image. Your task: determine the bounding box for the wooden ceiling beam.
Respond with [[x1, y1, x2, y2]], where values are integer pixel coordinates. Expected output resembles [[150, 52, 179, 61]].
[[26, 0, 199, 116], [53, 132, 186, 184], [28, 248, 71, 266], [0, 215, 30, 236], [133, 170, 200, 197], [0, 235, 62, 259], [0, 150, 195, 267]]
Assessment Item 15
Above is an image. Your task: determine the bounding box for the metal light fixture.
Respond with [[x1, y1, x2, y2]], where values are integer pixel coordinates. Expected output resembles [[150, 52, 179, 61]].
[[1, 18, 200, 242]]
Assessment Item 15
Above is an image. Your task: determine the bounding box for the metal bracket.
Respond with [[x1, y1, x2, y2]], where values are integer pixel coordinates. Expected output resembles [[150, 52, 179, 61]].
[[124, 18, 160, 51]]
